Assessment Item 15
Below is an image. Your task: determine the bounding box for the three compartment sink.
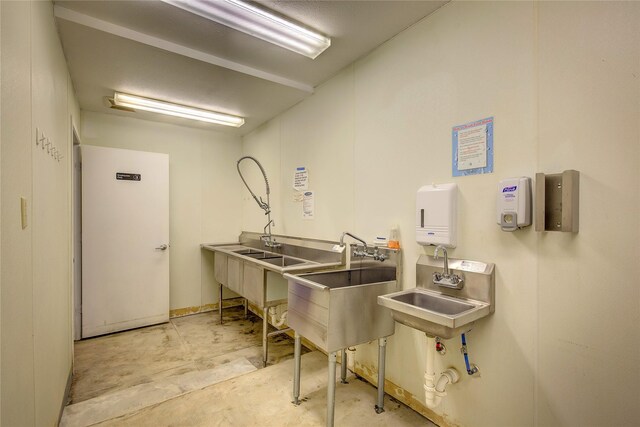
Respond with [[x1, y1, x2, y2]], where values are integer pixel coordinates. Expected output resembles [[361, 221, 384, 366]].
[[233, 248, 308, 267], [244, 252, 280, 260], [232, 248, 265, 256], [201, 232, 347, 370], [262, 256, 307, 267], [377, 255, 495, 339]]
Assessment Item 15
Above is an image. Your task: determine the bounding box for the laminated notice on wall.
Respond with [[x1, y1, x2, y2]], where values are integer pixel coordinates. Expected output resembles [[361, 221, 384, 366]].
[[293, 167, 308, 191], [457, 124, 487, 170], [302, 191, 314, 220], [452, 117, 494, 177]]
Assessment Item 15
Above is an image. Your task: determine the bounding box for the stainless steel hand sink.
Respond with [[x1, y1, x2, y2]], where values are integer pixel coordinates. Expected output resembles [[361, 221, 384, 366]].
[[392, 290, 477, 315], [378, 288, 490, 339], [378, 255, 495, 339]]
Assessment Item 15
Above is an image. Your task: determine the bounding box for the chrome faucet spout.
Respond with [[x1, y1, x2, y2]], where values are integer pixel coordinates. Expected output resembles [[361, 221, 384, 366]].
[[433, 245, 449, 275], [261, 219, 281, 248], [432, 245, 463, 289], [340, 232, 368, 252]]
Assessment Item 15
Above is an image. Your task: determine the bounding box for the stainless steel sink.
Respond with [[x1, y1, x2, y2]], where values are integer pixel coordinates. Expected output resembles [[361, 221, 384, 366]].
[[201, 232, 347, 371], [391, 290, 475, 315], [262, 256, 307, 267], [285, 265, 398, 353], [232, 249, 265, 255], [299, 267, 396, 289], [244, 252, 280, 260], [378, 288, 490, 339], [285, 246, 401, 426], [378, 255, 494, 339]]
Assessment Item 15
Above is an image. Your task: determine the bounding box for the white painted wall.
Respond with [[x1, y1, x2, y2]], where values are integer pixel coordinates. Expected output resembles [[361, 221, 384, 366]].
[[241, 2, 640, 426], [81, 112, 243, 311], [536, 3, 640, 426], [1, 0, 79, 424], [0, 2, 3, 422]]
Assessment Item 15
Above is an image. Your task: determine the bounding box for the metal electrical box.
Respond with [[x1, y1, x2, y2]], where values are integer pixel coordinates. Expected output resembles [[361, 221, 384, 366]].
[[535, 170, 580, 232]]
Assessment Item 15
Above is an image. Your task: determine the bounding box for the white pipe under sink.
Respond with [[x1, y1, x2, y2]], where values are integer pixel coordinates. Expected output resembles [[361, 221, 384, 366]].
[[268, 306, 288, 327], [424, 336, 460, 408]]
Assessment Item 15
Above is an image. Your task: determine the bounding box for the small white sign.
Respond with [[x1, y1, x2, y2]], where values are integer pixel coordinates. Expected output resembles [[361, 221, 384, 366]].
[[450, 260, 487, 273], [293, 167, 308, 191], [302, 190, 314, 220], [457, 124, 487, 170]]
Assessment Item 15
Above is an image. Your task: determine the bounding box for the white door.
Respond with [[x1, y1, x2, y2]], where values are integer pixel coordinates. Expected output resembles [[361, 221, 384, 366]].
[[81, 145, 169, 338]]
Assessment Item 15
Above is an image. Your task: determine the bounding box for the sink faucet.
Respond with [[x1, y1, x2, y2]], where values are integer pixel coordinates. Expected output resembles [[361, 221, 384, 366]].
[[262, 219, 281, 249], [433, 245, 450, 275], [340, 232, 368, 251], [340, 231, 387, 262], [433, 245, 463, 289]]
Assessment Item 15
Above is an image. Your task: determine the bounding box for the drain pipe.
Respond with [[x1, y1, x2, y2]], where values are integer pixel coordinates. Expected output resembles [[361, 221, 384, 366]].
[[268, 307, 288, 328], [424, 336, 460, 408]]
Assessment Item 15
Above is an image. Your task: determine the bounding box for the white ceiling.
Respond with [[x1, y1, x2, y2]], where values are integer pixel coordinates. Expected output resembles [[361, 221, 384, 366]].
[[55, 0, 448, 135]]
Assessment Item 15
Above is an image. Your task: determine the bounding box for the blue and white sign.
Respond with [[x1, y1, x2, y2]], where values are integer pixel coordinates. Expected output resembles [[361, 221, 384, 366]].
[[452, 117, 494, 177], [293, 166, 308, 191]]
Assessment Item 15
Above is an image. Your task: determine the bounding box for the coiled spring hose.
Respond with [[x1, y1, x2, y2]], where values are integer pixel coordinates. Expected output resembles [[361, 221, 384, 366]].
[[237, 156, 271, 214]]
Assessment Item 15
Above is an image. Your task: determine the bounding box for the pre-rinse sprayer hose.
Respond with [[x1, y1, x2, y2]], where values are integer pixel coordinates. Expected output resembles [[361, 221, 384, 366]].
[[237, 156, 270, 213]]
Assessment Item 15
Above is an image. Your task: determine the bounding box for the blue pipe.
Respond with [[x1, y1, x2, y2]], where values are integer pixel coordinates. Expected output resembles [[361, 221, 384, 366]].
[[461, 333, 477, 375]]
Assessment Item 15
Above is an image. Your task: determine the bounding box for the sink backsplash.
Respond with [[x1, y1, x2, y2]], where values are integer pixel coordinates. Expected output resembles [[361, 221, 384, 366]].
[[238, 231, 346, 264], [417, 255, 495, 311]]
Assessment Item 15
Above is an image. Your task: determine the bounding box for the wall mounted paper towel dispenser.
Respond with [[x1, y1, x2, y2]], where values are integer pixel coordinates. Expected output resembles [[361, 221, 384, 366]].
[[416, 183, 457, 248]]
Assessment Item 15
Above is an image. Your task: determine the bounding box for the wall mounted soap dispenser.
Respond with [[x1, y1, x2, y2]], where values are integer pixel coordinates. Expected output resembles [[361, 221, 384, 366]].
[[496, 177, 532, 231], [416, 183, 457, 248]]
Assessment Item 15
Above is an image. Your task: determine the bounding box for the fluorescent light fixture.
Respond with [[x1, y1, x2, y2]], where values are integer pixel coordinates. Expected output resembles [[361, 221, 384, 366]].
[[113, 92, 245, 127], [162, 0, 331, 59]]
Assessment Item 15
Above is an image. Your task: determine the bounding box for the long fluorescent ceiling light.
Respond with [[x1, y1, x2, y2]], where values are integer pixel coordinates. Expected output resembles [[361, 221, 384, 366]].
[[113, 92, 245, 127], [162, 0, 331, 59]]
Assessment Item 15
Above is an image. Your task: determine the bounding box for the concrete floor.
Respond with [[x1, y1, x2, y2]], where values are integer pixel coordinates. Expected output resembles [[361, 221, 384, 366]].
[[62, 307, 435, 426]]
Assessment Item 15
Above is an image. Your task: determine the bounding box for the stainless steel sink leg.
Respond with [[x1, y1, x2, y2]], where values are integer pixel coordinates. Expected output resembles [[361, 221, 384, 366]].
[[244, 298, 248, 319], [262, 306, 268, 367], [327, 351, 337, 427], [218, 284, 224, 325], [375, 337, 387, 414], [293, 331, 301, 405], [340, 348, 348, 384]]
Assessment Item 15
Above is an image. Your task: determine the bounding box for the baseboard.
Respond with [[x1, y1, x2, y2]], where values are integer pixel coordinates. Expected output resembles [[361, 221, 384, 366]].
[[169, 297, 245, 318], [352, 361, 458, 427], [58, 365, 73, 425]]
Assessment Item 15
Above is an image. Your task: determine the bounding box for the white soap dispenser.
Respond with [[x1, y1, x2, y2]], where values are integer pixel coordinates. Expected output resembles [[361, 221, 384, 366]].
[[496, 177, 532, 231]]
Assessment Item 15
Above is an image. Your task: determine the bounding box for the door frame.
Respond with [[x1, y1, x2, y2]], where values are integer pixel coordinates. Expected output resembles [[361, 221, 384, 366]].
[[71, 120, 81, 342]]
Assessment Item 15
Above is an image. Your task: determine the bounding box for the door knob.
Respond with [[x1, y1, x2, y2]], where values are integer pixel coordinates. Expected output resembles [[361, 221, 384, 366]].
[[155, 244, 168, 250]]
